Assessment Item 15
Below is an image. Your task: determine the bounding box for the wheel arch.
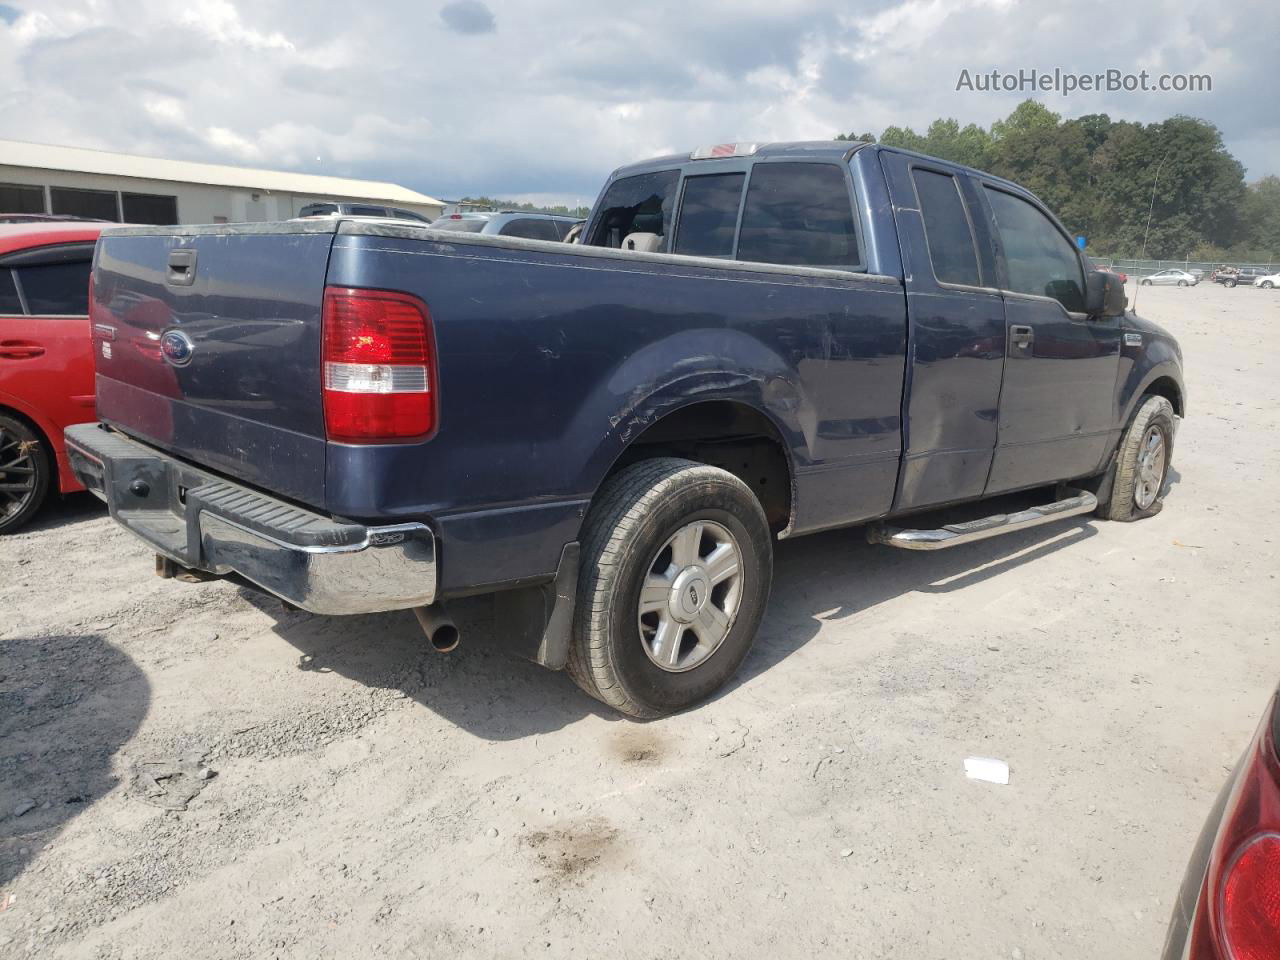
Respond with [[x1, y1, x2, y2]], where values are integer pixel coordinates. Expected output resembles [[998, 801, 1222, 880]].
[[1142, 374, 1184, 418], [594, 398, 796, 535]]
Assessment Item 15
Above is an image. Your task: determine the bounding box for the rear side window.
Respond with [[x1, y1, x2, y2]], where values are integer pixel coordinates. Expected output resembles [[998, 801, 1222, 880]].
[[984, 187, 1085, 312], [674, 173, 744, 257], [299, 203, 338, 217], [736, 163, 859, 268], [588, 170, 679, 250], [348, 205, 389, 217], [13, 260, 92, 315], [912, 169, 981, 286], [499, 218, 561, 241], [0, 268, 20, 314]]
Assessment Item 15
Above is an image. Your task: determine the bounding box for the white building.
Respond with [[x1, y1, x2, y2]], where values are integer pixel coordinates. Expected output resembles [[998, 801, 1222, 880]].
[[0, 139, 445, 224]]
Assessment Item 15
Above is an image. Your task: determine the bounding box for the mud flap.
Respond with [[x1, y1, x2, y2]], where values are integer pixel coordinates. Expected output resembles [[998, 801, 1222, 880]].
[[491, 543, 579, 670]]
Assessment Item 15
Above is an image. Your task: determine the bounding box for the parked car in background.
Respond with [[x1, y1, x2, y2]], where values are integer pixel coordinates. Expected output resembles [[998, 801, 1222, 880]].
[[1141, 269, 1198, 286], [297, 202, 434, 223], [1253, 272, 1279, 289], [0, 221, 105, 532], [427, 211, 581, 241], [1213, 267, 1268, 288], [68, 141, 1183, 717], [1162, 683, 1280, 960]]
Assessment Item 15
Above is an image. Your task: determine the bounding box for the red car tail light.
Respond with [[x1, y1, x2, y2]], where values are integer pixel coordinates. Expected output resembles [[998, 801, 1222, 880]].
[[1198, 694, 1280, 960], [321, 287, 437, 444], [1221, 833, 1280, 960]]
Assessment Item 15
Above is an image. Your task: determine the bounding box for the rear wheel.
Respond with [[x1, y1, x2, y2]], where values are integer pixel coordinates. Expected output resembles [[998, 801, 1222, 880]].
[[1226, 279, 1238, 288], [1141, 279, 1152, 286], [568, 458, 773, 718], [1177, 279, 1188, 287], [1096, 395, 1175, 522], [0, 413, 51, 534]]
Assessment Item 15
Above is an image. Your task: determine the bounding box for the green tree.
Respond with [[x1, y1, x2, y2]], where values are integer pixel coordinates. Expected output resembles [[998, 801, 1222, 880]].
[[1090, 116, 1245, 257], [836, 100, 1259, 258], [1241, 176, 1280, 255]]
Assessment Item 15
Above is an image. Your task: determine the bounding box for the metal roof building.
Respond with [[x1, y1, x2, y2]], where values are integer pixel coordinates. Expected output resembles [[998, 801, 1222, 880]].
[[0, 139, 445, 225]]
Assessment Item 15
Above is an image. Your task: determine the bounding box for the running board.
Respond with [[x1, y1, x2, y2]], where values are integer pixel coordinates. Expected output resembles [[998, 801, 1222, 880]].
[[867, 489, 1097, 551]]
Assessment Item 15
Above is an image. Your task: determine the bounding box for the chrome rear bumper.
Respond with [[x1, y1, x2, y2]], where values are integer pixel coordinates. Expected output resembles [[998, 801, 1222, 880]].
[[64, 423, 436, 615]]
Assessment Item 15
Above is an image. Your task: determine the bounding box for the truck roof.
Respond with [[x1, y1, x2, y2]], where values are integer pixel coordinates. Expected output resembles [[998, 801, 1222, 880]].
[[609, 140, 1032, 199]]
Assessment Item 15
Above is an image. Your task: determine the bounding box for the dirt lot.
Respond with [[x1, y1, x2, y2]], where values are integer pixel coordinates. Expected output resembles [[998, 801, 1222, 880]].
[[2, 283, 1277, 959]]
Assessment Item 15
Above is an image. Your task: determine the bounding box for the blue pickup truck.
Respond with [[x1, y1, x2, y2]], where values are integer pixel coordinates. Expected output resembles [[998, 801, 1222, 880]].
[[66, 141, 1184, 718]]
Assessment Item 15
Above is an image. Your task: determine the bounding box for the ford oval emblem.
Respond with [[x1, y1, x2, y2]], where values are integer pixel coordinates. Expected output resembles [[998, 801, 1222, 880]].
[[160, 330, 195, 367]]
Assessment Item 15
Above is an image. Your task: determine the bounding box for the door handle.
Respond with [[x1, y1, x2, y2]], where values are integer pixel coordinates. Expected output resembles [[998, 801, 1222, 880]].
[[0, 339, 46, 359], [1009, 325, 1034, 353]]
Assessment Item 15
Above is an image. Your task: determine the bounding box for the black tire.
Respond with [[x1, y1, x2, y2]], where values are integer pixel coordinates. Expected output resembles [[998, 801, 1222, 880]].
[[567, 458, 773, 718], [1262, 281, 1274, 289], [1226, 279, 1237, 288], [0, 413, 51, 534], [1177, 279, 1187, 287], [1141, 279, 1152, 286], [1096, 395, 1175, 522]]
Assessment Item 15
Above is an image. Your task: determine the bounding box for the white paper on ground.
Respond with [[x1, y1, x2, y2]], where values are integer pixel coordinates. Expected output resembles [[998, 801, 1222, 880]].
[[964, 756, 1010, 784]]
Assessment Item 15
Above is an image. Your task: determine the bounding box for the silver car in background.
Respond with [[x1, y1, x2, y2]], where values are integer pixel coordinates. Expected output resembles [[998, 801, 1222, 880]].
[[427, 211, 581, 241], [1140, 269, 1198, 287]]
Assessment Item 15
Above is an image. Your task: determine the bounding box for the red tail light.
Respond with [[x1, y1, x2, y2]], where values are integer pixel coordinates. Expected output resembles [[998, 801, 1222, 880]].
[[1198, 695, 1280, 960], [321, 286, 437, 443], [1222, 833, 1280, 960]]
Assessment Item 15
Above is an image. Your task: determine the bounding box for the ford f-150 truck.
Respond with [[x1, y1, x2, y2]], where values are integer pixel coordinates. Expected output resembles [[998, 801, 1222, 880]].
[[65, 141, 1185, 718]]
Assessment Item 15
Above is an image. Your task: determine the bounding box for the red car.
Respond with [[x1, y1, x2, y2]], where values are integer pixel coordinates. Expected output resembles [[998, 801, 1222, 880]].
[[0, 221, 106, 532]]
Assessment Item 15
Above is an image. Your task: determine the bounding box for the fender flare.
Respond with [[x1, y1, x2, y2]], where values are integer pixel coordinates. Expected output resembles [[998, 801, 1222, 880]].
[[565, 329, 817, 503]]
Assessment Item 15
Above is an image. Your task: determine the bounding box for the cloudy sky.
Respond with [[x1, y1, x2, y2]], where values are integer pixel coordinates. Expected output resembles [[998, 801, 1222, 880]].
[[0, 0, 1273, 207]]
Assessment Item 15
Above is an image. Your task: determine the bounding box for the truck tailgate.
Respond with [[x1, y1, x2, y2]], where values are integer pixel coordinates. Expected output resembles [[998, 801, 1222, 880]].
[[92, 224, 336, 508]]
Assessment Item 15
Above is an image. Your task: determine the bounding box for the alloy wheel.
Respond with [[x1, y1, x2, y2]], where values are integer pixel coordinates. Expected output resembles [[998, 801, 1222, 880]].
[[637, 519, 744, 672], [0, 424, 38, 524], [1134, 425, 1167, 510]]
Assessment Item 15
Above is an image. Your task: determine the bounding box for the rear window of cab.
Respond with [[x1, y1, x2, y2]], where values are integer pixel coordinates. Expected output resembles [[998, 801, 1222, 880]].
[[587, 161, 862, 270]]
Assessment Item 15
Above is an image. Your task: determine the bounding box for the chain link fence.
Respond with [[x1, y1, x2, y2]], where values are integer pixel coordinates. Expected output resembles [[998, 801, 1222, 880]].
[[1091, 257, 1278, 278]]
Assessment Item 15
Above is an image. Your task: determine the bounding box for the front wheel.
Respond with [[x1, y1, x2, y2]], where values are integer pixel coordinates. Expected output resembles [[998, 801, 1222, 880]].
[[0, 413, 51, 534], [1262, 281, 1274, 289], [568, 458, 773, 718], [1096, 395, 1175, 522]]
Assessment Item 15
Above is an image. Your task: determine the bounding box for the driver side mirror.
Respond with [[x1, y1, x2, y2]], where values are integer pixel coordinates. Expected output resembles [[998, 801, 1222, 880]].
[[1085, 269, 1127, 317]]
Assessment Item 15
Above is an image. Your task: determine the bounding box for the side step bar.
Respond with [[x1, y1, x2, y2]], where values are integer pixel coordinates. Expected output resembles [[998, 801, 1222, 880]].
[[867, 489, 1098, 551]]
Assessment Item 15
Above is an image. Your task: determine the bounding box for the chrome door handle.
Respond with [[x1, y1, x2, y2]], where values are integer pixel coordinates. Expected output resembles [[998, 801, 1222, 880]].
[[1009, 325, 1034, 352]]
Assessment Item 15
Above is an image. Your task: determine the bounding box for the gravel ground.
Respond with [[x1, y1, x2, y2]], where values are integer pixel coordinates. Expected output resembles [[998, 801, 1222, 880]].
[[1, 283, 1277, 959]]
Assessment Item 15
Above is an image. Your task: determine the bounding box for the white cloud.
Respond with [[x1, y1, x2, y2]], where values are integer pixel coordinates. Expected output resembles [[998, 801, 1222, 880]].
[[0, 0, 1273, 206]]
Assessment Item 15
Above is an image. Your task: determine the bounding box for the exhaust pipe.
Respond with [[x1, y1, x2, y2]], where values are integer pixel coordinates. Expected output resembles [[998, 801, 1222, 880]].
[[413, 604, 460, 653]]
